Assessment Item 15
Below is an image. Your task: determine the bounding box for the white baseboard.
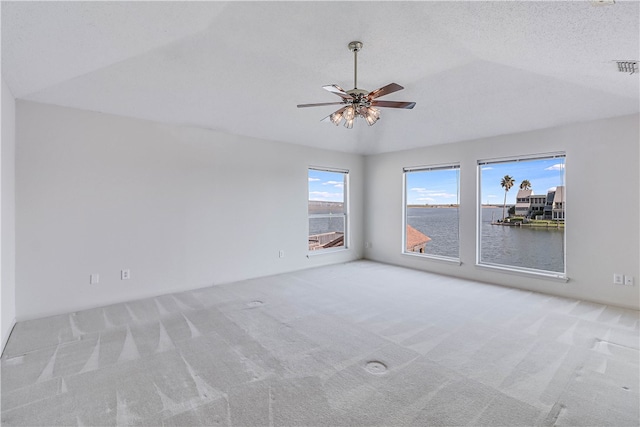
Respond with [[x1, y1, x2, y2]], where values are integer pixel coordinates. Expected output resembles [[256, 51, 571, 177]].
[[1, 318, 17, 357]]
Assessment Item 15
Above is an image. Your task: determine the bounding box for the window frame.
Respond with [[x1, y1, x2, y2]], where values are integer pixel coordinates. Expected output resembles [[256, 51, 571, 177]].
[[402, 163, 461, 264], [476, 152, 567, 280], [308, 166, 349, 254]]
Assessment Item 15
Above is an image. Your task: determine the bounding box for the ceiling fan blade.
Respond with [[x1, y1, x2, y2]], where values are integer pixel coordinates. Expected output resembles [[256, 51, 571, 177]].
[[367, 83, 404, 100], [297, 102, 345, 108], [371, 100, 416, 109], [321, 106, 348, 122], [322, 84, 354, 100]]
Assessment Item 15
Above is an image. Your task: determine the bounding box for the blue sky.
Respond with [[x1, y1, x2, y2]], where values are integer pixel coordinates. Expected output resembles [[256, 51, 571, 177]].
[[406, 168, 460, 205], [480, 158, 565, 205], [308, 169, 345, 202], [405, 157, 565, 205], [310, 158, 565, 205]]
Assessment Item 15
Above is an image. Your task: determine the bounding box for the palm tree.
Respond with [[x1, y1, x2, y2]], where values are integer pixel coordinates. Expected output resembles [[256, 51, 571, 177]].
[[519, 179, 531, 190], [500, 175, 515, 221]]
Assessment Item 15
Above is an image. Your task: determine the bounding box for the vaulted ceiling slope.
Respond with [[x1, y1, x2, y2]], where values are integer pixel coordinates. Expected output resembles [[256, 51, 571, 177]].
[[2, 1, 638, 155]]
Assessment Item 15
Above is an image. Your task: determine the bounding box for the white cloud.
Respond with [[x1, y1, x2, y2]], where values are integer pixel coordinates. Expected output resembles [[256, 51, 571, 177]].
[[323, 180, 344, 188], [308, 177, 320, 182], [410, 187, 449, 194], [410, 187, 456, 199], [545, 164, 565, 171], [487, 195, 497, 199], [416, 197, 436, 203], [482, 166, 493, 170]]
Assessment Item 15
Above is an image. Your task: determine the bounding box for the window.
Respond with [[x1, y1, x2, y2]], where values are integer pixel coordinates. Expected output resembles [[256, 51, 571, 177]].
[[478, 153, 566, 276], [308, 168, 348, 251], [403, 164, 460, 260]]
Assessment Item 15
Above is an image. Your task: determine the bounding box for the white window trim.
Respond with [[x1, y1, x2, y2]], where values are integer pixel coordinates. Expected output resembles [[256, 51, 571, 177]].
[[402, 251, 462, 265], [308, 167, 349, 253], [476, 152, 567, 279], [402, 163, 461, 263], [307, 246, 350, 257], [475, 263, 569, 282]]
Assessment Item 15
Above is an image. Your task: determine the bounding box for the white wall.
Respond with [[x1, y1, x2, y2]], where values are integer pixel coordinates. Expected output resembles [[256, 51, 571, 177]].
[[13, 100, 639, 321], [16, 101, 363, 320], [365, 114, 640, 310], [2, 77, 17, 351]]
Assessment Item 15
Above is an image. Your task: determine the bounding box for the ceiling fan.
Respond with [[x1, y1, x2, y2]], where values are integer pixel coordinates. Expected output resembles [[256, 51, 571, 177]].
[[297, 41, 416, 128]]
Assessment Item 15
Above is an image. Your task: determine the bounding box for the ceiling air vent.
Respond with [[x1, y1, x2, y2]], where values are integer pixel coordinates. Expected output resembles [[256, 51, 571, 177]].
[[615, 61, 638, 75]]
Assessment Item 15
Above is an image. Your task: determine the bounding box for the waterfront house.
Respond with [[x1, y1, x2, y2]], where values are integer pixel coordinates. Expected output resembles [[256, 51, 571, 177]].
[[406, 225, 431, 253], [543, 186, 566, 220], [529, 194, 547, 218], [308, 231, 344, 251], [513, 187, 565, 220], [515, 189, 533, 216], [551, 186, 565, 220]]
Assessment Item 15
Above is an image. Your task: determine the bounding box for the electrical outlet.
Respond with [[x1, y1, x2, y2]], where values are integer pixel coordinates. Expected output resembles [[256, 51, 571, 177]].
[[90, 273, 99, 285], [279, 250, 285, 258], [121, 269, 130, 280], [624, 275, 634, 286], [613, 273, 624, 285]]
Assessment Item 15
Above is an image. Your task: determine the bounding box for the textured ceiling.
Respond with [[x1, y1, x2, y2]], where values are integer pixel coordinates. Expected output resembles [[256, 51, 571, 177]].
[[2, 1, 639, 155]]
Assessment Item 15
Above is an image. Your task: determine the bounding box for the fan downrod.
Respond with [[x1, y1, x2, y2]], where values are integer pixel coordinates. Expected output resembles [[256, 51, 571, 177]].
[[348, 41, 363, 89]]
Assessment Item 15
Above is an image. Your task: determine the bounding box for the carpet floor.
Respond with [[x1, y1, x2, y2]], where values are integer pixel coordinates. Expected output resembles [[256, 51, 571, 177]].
[[1, 260, 639, 426]]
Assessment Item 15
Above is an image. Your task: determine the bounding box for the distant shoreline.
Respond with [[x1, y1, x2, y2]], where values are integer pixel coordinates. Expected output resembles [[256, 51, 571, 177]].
[[407, 205, 458, 208], [407, 205, 508, 208], [313, 202, 510, 209]]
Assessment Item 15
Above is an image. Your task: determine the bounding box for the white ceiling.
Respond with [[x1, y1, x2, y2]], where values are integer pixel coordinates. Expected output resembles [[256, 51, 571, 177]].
[[2, 1, 638, 155]]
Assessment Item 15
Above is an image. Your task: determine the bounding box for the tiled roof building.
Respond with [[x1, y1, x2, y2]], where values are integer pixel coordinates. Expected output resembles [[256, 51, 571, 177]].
[[406, 225, 431, 253]]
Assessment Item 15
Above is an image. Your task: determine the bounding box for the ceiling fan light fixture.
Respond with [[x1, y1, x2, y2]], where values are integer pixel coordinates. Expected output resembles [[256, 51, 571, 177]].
[[330, 111, 343, 126], [344, 106, 355, 128], [297, 41, 415, 128], [344, 118, 354, 129], [344, 106, 355, 121], [364, 107, 380, 126], [364, 115, 377, 126]]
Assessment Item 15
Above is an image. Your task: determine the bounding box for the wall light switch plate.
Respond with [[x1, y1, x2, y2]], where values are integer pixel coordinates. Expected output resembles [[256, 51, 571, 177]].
[[90, 273, 99, 285], [613, 273, 624, 285], [121, 269, 130, 280]]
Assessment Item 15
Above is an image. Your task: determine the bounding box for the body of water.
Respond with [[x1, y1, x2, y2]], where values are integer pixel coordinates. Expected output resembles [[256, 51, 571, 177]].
[[308, 207, 565, 273], [309, 202, 345, 236], [407, 207, 565, 272], [407, 208, 459, 258], [309, 217, 344, 235]]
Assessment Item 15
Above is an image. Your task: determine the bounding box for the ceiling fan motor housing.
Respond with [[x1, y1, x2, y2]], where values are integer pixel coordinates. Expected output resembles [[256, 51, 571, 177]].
[[346, 89, 371, 108], [348, 41, 363, 52]]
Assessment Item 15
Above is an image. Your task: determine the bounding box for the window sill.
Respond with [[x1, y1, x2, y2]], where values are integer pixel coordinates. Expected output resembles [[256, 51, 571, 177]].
[[402, 252, 462, 265], [475, 262, 568, 282], [307, 247, 349, 257]]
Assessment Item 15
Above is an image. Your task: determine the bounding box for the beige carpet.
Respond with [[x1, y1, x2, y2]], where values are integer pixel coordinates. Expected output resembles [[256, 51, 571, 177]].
[[2, 261, 639, 426]]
